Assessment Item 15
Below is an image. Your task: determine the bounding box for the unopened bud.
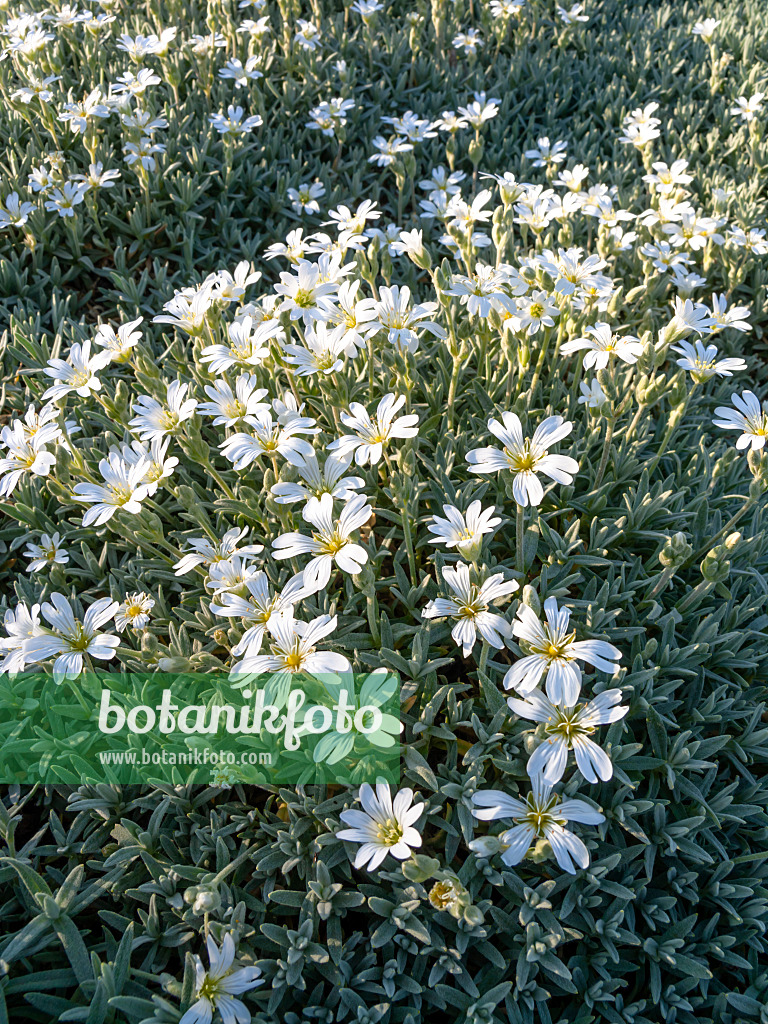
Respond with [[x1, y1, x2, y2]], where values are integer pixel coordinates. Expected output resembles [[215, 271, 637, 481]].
[[468, 137, 484, 166], [659, 532, 692, 569]]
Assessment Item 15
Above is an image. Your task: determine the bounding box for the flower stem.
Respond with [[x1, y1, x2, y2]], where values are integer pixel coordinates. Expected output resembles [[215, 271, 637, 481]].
[[516, 503, 525, 574], [647, 387, 694, 476], [594, 416, 615, 489], [447, 347, 464, 432], [528, 325, 552, 396], [366, 590, 381, 647]]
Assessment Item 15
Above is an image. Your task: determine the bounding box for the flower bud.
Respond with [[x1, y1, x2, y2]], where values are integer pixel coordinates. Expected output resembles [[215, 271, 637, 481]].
[[659, 532, 692, 569], [700, 545, 731, 583], [468, 137, 484, 167]]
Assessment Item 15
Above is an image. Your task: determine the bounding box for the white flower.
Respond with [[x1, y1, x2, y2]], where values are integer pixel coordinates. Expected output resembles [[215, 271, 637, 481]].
[[578, 379, 609, 410], [524, 136, 568, 167], [22, 594, 119, 684], [0, 420, 60, 497], [200, 316, 283, 374], [211, 571, 308, 657], [219, 55, 263, 87], [381, 110, 437, 143], [287, 181, 325, 215], [73, 452, 151, 526], [272, 493, 371, 592], [180, 933, 262, 1024], [0, 192, 35, 230], [708, 293, 751, 334], [422, 562, 518, 657], [112, 67, 161, 95], [619, 121, 660, 148], [283, 322, 350, 376], [457, 92, 500, 127], [426, 501, 501, 562], [466, 413, 578, 507], [294, 18, 321, 49], [672, 340, 746, 382], [369, 135, 414, 166], [713, 391, 768, 450], [325, 199, 380, 234], [368, 285, 446, 353], [692, 18, 719, 42], [210, 105, 263, 136], [513, 291, 560, 336], [115, 592, 154, 632], [58, 88, 109, 133], [337, 783, 423, 871], [471, 777, 604, 874], [639, 240, 691, 271], [662, 210, 725, 250], [554, 164, 590, 192], [116, 438, 178, 495], [174, 527, 263, 576], [390, 228, 425, 261], [0, 602, 44, 675], [351, 0, 384, 20], [731, 93, 764, 123], [25, 532, 69, 572], [271, 451, 365, 508], [123, 138, 166, 171], [129, 381, 198, 441], [197, 375, 269, 427], [188, 31, 226, 54], [94, 316, 143, 361], [212, 262, 262, 304], [557, 3, 589, 25], [42, 340, 112, 401], [116, 31, 172, 59], [275, 260, 341, 324], [452, 28, 483, 54], [445, 264, 509, 318], [490, 0, 527, 17], [307, 97, 355, 137], [11, 73, 60, 104], [727, 227, 768, 255], [503, 596, 622, 706], [153, 286, 214, 336], [231, 610, 350, 679], [207, 555, 263, 595], [642, 159, 693, 195], [669, 267, 707, 296], [324, 280, 378, 353], [220, 411, 316, 469], [663, 297, 716, 342], [561, 322, 643, 369], [508, 687, 628, 783], [538, 247, 606, 296], [327, 394, 419, 466]]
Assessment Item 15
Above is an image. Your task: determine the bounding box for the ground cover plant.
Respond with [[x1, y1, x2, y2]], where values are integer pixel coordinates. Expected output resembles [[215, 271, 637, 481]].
[[0, 0, 768, 1021]]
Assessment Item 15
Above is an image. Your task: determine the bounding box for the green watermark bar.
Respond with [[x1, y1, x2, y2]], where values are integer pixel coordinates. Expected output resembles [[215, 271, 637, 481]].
[[0, 669, 401, 786]]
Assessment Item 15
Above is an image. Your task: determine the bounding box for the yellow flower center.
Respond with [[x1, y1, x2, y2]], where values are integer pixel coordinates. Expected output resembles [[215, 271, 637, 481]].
[[530, 629, 577, 660], [283, 650, 304, 670], [376, 819, 403, 845], [109, 484, 134, 505]]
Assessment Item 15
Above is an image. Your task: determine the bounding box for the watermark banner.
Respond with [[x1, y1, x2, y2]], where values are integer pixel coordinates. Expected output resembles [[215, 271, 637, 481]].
[[0, 668, 401, 785]]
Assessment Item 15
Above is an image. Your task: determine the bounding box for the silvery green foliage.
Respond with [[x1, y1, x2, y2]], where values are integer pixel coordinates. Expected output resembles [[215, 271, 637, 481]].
[[1, 0, 768, 1023]]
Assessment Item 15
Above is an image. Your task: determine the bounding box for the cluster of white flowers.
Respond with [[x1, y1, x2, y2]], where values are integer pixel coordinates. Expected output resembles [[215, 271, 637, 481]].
[[1, 0, 766, 911]]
